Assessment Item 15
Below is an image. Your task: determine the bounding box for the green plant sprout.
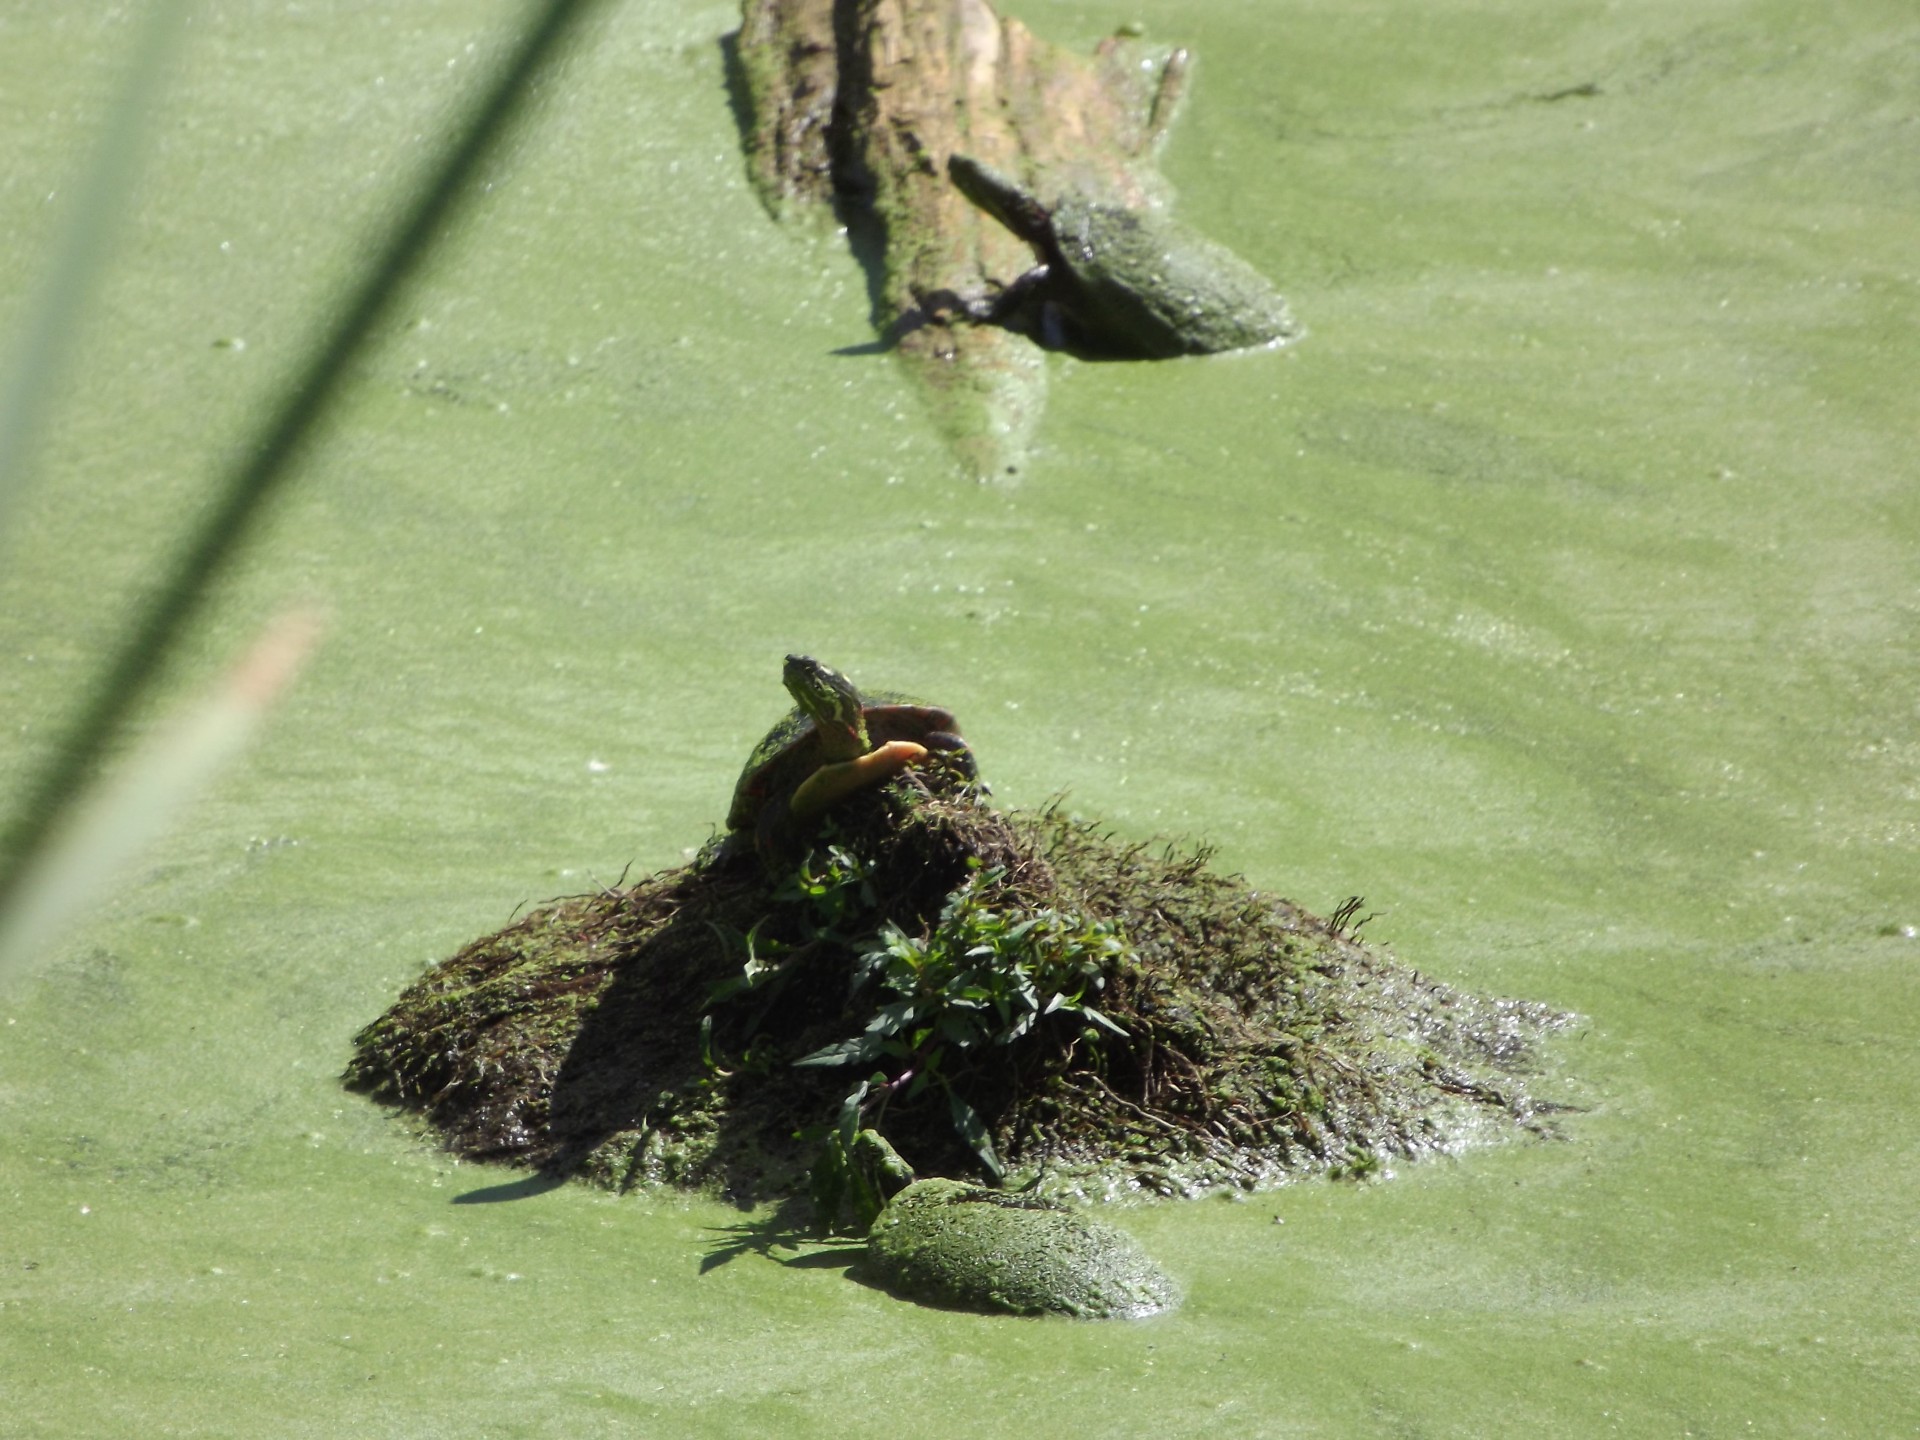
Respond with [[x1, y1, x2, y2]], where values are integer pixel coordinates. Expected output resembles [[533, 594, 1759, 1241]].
[[796, 865, 1133, 1181]]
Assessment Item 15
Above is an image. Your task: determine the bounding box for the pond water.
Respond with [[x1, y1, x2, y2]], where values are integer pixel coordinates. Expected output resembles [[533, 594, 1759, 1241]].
[[2, 0, 1915, 1434]]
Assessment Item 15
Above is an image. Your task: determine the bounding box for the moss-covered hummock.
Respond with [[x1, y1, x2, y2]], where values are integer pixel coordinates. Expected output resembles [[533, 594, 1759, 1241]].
[[345, 772, 1572, 1209]]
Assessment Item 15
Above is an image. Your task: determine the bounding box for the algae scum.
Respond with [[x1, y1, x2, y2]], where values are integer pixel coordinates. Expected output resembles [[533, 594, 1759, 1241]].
[[347, 769, 1574, 1233]]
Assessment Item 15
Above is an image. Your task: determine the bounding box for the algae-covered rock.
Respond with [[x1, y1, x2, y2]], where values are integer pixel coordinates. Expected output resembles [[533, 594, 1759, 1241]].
[[864, 1178, 1178, 1319]]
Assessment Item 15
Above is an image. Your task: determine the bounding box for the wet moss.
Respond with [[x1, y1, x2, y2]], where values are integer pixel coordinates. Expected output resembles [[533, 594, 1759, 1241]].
[[345, 776, 1572, 1205]]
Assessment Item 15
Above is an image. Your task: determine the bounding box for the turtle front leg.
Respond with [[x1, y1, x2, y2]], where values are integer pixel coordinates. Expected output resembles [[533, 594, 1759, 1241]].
[[956, 265, 1052, 329], [787, 740, 930, 822]]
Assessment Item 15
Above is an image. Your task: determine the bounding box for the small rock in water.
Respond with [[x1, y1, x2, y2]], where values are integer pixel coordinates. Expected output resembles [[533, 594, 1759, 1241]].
[[863, 1178, 1179, 1319]]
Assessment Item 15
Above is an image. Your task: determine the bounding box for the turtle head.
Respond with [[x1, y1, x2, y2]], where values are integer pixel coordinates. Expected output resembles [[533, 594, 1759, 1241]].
[[947, 153, 1052, 250], [783, 654, 870, 757]]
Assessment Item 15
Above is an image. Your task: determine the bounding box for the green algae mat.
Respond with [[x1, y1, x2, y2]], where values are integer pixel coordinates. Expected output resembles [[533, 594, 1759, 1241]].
[[2, 0, 1916, 1433]]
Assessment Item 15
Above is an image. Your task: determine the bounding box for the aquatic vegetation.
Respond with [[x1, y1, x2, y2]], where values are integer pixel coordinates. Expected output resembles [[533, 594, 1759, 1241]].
[[345, 771, 1573, 1207], [795, 865, 1132, 1179]]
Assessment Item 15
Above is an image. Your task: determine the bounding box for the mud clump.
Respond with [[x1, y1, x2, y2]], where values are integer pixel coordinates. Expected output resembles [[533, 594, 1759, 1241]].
[[345, 775, 1573, 1206]]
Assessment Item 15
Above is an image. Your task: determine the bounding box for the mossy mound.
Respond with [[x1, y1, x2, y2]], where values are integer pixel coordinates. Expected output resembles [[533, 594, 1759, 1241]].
[[345, 776, 1572, 1205]]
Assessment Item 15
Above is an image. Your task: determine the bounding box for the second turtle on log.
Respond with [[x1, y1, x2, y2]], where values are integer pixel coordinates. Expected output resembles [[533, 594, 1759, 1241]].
[[731, 0, 1303, 476], [949, 153, 1300, 359]]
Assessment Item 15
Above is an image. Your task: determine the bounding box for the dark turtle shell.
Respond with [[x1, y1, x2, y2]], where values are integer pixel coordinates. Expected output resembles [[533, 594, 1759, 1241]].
[[726, 692, 966, 834], [947, 153, 1298, 359], [1043, 196, 1299, 357]]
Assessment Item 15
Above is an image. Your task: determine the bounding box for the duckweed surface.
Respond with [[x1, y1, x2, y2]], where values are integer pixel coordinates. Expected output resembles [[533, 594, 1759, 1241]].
[[2, 0, 1915, 1434]]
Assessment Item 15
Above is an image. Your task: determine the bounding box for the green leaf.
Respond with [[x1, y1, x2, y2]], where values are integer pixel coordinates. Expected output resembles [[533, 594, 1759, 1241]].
[[794, 1037, 881, 1069], [868, 998, 920, 1037], [934, 1012, 984, 1048], [946, 1087, 1003, 1181]]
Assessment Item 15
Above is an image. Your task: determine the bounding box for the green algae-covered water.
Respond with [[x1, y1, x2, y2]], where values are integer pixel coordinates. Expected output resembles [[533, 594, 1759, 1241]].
[[3, 1, 1916, 1433]]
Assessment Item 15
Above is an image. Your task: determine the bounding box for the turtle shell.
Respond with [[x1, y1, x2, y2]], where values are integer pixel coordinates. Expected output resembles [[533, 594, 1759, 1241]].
[[947, 155, 1295, 360], [1044, 198, 1299, 358], [727, 692, 965, 833]]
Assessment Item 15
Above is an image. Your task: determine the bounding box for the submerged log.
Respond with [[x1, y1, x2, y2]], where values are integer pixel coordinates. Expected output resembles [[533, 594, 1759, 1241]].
[[732, 0, 1216, 478]]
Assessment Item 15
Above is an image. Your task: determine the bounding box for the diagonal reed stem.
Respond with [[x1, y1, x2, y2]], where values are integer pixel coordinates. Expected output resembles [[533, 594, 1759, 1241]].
[[0, 0, 191, 547], [0, 0, 609, 923]]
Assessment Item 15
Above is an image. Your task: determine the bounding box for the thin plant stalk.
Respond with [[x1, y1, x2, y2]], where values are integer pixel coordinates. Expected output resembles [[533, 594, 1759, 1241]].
[[0, 0, 609, 930], [0, 0, 191, 545]]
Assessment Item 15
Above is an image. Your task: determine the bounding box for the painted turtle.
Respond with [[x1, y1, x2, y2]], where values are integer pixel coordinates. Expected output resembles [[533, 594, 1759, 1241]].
[[947, 153, 1299, 358], [727, 655, 976, 859]]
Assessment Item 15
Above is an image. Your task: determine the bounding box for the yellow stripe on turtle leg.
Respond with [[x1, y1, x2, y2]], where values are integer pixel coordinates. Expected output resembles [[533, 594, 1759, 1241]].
[[787, 740, 929, 821]]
